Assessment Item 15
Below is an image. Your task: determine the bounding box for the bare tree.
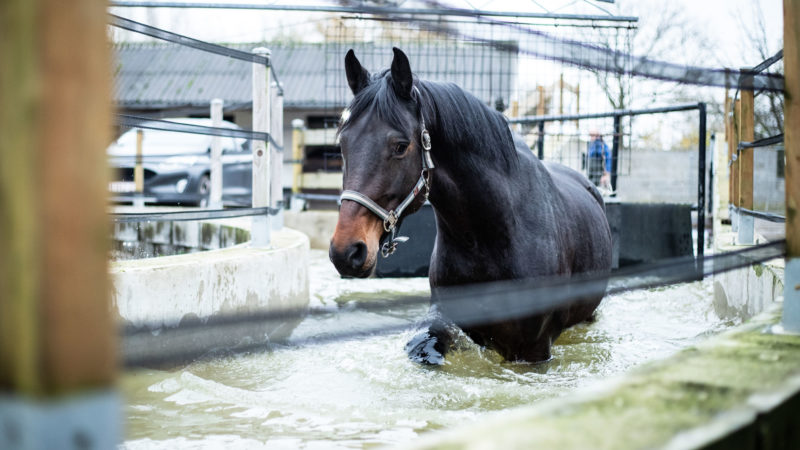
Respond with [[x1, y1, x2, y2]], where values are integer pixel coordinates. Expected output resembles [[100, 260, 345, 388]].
[[737, 2, 783, 138]]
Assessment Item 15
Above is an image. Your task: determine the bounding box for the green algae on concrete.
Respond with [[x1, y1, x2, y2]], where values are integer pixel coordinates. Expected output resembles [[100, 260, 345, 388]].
[[408, 306, 800, 450]]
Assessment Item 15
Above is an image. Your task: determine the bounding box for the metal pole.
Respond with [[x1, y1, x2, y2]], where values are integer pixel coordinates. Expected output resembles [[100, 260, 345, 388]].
[[611, 115, 621, 193], [537, 121, 544, 160], [708, 133, 715, 215], [209, 98, 223, 209], [697, 102, 706, 265], [270, 82, 284, 230], [251, 47, 271, 247]]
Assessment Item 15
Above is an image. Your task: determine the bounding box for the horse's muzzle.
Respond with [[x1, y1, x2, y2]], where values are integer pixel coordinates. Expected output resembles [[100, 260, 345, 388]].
[[329, 201, 383, 277], [329, 240, 374, 278]]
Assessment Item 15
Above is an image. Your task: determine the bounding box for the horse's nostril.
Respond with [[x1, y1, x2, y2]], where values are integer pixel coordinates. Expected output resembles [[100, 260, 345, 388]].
[[347, 241, 368, 269]]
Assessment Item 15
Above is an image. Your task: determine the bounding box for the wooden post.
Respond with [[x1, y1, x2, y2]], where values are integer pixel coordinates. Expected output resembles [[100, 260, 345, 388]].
[[291, 119, 305, 194], [0, 0, 118, 445], [738, 69, 755, 244], [536, 85, 546, 116], [270, 82, 284, 229], [210, 98, 223, 209], [0, 0, 115, 396], [134, 128, 144, 208], [783, 0, 800, 332], [252, 47, 271, 247], [725, 94, 733, 218], [730, 98, 741, 230]]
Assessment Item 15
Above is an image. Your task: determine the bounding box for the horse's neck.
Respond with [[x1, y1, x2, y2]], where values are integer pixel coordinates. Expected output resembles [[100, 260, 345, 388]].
[[427, 143, 551, 249]]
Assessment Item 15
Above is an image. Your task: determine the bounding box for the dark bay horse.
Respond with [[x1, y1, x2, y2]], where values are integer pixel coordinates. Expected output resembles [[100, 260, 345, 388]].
[[329, 48, 613, 364]]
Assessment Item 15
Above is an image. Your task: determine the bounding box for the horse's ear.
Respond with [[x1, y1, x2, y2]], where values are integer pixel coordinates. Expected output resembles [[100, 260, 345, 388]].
[[345, 49, 370, 96], [390, 47, 413, 99]]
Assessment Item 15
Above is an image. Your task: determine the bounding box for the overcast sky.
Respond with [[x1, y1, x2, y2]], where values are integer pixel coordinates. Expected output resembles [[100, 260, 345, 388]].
[[110, 0, 784, 69]]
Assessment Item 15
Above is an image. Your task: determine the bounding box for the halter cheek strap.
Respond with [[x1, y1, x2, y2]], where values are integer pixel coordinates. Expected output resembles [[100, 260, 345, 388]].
[[339, 86, 434, 258]]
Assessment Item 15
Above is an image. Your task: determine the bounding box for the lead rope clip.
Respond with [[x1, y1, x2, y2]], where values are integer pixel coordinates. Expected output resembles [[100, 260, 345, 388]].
[[381, 228, 409, 257]]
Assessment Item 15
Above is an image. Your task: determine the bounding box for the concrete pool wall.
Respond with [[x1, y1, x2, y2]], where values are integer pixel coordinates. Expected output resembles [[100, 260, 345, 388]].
[[110, 217, 310, 344]]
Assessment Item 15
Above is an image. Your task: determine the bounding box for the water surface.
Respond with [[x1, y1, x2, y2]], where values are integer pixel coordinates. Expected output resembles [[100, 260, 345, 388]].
[[122, 250, 732, 449]]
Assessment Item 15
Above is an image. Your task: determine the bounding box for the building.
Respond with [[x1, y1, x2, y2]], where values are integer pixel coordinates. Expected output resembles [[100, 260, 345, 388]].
[[113, 41, 518, 195]]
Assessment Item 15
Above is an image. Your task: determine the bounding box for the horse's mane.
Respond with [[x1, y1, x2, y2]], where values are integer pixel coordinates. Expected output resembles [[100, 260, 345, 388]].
[[340, 70, 519, 172]]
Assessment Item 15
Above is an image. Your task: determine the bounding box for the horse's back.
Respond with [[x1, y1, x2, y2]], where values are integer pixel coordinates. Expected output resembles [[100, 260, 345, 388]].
[[543, 161, 613, 274]]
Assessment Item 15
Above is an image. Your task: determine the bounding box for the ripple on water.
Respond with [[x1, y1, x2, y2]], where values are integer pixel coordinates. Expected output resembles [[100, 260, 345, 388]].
[[121, 250, 730, 449]]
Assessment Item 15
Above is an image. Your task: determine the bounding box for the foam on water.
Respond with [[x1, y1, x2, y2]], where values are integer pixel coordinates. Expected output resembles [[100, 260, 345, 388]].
[[121, 250, 733, 449]]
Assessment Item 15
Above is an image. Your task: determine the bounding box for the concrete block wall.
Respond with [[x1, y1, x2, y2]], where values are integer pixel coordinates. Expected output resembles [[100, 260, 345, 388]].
[[111, 220, 251, 259]]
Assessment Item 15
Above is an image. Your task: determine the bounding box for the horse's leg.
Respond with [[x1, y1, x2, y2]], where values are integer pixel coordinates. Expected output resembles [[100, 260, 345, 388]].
[[405, 303, 458, 365]]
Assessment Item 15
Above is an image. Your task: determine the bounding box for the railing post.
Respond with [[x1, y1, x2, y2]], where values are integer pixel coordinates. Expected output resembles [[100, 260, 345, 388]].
[[611, 114, 621, 193], [291, 119, 305, 195], [252, 47, 271, 247], [271, 82, 284, 230], [134, 128, 145, 208], [730, 98, 741, 231], [697, 102, 706, 262], [738, 69, 755, 244], [209, 98, 223, 209], [783, 0, 800, 332]]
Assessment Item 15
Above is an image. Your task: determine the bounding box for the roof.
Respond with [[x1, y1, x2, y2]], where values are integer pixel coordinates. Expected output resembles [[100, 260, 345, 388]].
[[113, 41, 518, 111]]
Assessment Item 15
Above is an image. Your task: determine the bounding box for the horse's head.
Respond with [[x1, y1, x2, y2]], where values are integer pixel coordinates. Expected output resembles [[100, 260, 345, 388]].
[[329, 48, 431, 278]]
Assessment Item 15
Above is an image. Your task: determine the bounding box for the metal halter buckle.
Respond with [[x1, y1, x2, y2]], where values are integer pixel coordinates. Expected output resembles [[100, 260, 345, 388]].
[[421, 129, 432, 151], [383, 211, 398, 232]]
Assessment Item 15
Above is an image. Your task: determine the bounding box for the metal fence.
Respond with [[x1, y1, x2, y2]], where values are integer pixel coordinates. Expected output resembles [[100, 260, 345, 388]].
[[108, 15, 285, 246]]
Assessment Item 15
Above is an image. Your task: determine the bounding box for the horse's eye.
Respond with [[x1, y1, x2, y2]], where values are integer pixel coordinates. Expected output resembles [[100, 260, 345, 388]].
[[392, 143, 409, 157]]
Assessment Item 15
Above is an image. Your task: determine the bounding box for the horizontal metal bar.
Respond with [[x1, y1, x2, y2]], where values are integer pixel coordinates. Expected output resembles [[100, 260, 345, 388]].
[[116, 114, 284, 151], [509, 103, 701, 124], [750, 49, 784, 75], [733, 207, 786, 223], [109, 2, 640, 22], [109, 14, 269, 66], [738, 133, 784, 150], [110, 206, 280, 223], [292, 193, 341, 202]]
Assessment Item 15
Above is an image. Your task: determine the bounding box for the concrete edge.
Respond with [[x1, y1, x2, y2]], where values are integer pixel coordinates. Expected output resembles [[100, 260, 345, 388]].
[[111, 227, 310, 333]]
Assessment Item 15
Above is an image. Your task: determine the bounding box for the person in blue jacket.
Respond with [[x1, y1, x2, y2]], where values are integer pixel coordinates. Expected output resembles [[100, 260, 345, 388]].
[[587, 130, 611, 188]]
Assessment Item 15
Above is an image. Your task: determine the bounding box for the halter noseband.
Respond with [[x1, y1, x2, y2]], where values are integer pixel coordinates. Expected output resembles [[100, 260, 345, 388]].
[[339, 86, 435, 258]]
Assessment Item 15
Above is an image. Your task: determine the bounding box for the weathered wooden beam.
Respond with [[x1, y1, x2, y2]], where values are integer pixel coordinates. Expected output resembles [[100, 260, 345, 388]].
[[38, 0, 115, 392], [0, 0, 41, 395], [784, 0, 800, 331], [0, 0, 115, 394], [738, 73, 755, 244], [786, 0, 800, 258], [739, 77, 755, 211]]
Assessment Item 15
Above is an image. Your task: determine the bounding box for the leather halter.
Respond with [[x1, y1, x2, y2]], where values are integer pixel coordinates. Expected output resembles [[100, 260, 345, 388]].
[[339, 86, 435, 258]]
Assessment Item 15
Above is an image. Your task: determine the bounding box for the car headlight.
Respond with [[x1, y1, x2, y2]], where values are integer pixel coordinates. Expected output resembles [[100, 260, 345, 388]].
[[175, 178, 188, 193]]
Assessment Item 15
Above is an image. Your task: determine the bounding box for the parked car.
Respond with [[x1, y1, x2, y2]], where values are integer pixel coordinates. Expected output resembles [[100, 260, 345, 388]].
[[107, 118, 252, 206]]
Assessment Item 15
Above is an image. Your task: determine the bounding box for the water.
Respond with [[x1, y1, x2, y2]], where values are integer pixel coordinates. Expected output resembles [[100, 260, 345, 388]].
[[121, 250, 734, 449]]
